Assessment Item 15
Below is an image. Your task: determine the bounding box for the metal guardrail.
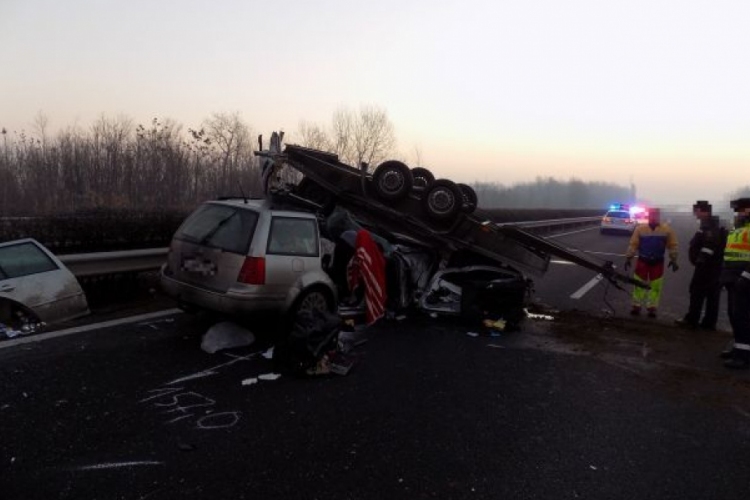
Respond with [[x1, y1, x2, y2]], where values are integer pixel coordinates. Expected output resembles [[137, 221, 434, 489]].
[[59, 247, 169, 278], [56, 217, 601, 278]]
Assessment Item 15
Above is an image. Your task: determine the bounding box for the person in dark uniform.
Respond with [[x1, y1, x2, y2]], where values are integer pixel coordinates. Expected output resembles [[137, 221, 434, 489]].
[[720, 198, 750, 369], [675, 201, 727, 330]]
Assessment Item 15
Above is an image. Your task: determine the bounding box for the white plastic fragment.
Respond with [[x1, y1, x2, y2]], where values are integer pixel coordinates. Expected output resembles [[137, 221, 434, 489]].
[[258, 373, 281, 381], [241, 378, 258, 386], [466, 332, 480, 337], [261, 347, 274, 359], [200, 321, 255, 353]]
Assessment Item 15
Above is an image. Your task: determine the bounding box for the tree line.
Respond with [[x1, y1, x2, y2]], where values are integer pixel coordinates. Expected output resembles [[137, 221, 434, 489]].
[[1, 106, 634, 215]]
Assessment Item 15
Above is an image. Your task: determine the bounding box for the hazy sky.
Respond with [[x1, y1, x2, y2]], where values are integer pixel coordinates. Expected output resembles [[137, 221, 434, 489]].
[[2, 0, 749, 206]]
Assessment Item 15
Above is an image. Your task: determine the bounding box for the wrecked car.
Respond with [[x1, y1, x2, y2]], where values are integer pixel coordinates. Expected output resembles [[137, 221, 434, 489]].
[[0, 238, 90, 335], [159, 197, 338, 322], [253, 133, 645, 327]]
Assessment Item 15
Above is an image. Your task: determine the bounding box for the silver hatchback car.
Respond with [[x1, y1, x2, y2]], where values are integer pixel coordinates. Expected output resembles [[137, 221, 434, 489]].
[[160, 198, 337, 320]]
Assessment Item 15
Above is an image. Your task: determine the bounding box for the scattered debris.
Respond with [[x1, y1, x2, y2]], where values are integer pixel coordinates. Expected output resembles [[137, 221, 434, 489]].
[[466, 332, 480, 338], [261, 347, 274, 359], [200, 322, 255, 354], [483, 318, 506, 330], [241, 378, 258, 386], [258, 373, 281, 381], [487, 344, 505, 349], [525, 309, 554, 321]]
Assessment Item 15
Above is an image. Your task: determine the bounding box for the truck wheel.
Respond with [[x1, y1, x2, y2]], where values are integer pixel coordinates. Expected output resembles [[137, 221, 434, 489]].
[[423, 179, 463, 221], [457, 183, 478, 213], [411, 167, 435, 190], [373, 160, 413, 201]]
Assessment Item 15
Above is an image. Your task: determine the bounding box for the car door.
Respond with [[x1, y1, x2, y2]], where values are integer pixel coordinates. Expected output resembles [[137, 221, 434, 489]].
[[265, 216, 321, 298], [0, 238, 89, 324]]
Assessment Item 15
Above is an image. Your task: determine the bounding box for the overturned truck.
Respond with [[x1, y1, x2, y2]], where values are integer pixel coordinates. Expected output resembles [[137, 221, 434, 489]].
[[256, 132, 644, 327]]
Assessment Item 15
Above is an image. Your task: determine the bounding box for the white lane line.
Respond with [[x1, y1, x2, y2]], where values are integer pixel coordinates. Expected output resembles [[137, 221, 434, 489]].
[[76, 461, 164, 471], [0, 309, 183, 349], [545, 226, 597, 238], [571, 274, 605, 299]]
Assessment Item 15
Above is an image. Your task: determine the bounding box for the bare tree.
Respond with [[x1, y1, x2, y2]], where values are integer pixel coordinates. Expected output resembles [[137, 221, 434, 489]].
[[330, 107, 355, 164], [329, 105, 396, 170], [296, 120, 330, 150], [202, 112, 254, 197], [352, 105, 395, 169]]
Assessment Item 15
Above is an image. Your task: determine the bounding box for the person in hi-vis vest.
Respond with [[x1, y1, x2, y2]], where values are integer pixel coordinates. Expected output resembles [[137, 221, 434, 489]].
[[624, 208, 679, 318], [719, 198, 750, 369]]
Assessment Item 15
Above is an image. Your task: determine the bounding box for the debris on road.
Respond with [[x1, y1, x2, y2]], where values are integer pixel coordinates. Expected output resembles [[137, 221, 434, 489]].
[[200, 322, 255, 354]]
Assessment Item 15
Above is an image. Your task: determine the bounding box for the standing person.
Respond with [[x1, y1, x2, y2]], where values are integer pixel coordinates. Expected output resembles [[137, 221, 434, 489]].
[[676, 201, 728, 330], [624, 207, 679, 318], [719, 198, 750, 369]]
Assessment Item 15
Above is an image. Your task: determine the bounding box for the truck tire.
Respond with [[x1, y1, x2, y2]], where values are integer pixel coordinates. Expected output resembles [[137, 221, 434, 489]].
[[457, 183, 478, 213], [373, 160, 413, 201], [411, 167, 435, 190], [422, 179, 463, 221]]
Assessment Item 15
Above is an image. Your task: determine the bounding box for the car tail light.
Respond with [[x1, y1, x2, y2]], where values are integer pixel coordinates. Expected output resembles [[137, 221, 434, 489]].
[[237, 257, 265, 284], [603, 217, 610, 223]]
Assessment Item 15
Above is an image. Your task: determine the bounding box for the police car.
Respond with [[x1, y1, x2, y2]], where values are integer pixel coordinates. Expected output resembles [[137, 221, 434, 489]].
[[600, 204, 638, 235]]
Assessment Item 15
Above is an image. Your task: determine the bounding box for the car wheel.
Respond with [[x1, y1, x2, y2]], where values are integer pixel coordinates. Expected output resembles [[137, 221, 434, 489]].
[[410, 167, 435, 190], [290, 287, 334, 319], [372, 160, 413, 201], [457, 183, 478, 213], [422, 179, 464, 221]]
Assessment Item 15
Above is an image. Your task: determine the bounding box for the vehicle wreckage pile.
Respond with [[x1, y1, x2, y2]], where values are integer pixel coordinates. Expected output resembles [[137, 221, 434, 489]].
[[226, 133, 646, 376]]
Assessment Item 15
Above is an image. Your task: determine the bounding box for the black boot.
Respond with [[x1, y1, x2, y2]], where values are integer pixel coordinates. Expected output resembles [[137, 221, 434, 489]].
[[675, 317, 697, 329], [724, 349, 750, 370]]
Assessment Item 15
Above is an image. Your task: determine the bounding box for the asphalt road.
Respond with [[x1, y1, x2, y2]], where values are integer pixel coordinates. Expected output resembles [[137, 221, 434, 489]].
[[3, 213, 750, 499], [534, 212, 731, 331]]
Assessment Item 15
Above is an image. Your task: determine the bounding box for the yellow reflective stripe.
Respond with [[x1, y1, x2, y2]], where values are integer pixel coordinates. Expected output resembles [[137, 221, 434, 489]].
[[724, 250, 750, 262]]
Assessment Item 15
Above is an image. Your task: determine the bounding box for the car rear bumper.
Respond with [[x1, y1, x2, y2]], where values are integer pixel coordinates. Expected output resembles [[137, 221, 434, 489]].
[[159, 271, 285, 316]]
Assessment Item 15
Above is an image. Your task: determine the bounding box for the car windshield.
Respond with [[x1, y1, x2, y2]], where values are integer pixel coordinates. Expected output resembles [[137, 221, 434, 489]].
[[175, 204, 258, 254]]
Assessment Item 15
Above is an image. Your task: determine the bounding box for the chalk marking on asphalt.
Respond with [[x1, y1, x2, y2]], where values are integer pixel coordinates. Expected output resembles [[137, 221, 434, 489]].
[[571, 274, 605, 299], [164, 352, 257, 386], [76, 461, 164, 471], [0, 309, 183, 350]]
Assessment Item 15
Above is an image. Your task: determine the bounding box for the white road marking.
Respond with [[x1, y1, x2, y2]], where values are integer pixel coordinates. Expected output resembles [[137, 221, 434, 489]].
[[571, 274, 605, 299], [76, 461, 164, 471], [0, 309, 183, 350]]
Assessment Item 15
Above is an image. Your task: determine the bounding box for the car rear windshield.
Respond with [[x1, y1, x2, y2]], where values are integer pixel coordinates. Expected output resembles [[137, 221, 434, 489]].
[[608, 211, 630, 219], [174, 204, 258, 254]]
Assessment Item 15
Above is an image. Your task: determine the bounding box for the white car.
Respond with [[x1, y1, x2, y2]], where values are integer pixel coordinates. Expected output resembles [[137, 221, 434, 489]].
[[600, 209, 637, 235], [0, 238, 90, 334]]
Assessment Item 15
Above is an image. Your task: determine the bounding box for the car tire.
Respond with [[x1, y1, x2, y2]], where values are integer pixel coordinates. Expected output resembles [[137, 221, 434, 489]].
[[422, 179, 464, 221], [457, 183, 478, 213], [289, 286, 335, 320], [410, 167, 435, 190], [372, 160, 413, 201]]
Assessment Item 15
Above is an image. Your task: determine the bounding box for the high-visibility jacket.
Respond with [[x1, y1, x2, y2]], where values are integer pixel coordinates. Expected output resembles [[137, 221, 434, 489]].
[[724, 223, 750, 263], [626, 223, 679, 264]]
